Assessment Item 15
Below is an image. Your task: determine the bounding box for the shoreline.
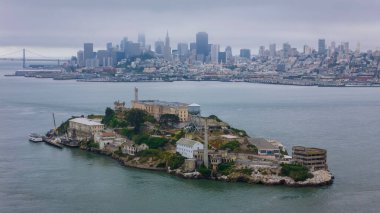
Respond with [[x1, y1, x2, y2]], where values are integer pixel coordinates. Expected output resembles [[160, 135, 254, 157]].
[[81, 146, 334, 187]]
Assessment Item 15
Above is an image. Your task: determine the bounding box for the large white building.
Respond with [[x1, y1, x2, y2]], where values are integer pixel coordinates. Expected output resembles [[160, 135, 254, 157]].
[[176, 138, 204, 159], [69, 117, 104, 140]]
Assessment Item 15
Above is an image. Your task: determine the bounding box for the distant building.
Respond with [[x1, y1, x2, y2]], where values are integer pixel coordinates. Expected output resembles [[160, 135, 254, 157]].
[[218, 51, 226, 64], [69, 117, 104, 141], [125, 42, 141, 58], [248, 138, 280, 156], [164, 31, 172, 61], [177, 42, 189, 61], [283, 43, 291, 58], [176, 138, 204, 159], [225, 46, 233, 64], [318, 39, 326, 54], [155, 40, 165, 55], [210, 44, 219, 64], [122, 141, 149, 156], [269, 44, 276, 57], [196, 32, 209, 61], [83, 43, 94, 64], [132, 100, 189, 122], [292, 146, 328, 171], [240, 49, 251, 59], [138, 33, 146, 49], [77, 50, 84, 67]]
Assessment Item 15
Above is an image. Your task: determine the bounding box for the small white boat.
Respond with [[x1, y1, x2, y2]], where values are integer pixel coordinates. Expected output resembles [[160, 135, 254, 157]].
[[29, 133, 43, 142]]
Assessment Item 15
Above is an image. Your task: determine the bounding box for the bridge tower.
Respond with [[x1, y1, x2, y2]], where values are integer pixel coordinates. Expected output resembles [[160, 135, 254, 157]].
[[22, 48, 26, 68]]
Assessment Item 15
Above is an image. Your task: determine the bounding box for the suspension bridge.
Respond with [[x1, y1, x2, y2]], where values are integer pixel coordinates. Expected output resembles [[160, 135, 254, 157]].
[[0, 49, 69, 68]]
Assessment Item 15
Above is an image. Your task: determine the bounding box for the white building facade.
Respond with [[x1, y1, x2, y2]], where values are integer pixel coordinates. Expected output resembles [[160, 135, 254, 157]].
[[176, 138, 204, 159]]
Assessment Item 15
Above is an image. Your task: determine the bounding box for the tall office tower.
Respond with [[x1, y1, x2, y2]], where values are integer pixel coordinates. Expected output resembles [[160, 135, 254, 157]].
[[125, 42, 141, 58], [210, 44, 220, 64], [259, 46, 265, 57], [190, 42, 197, 51], [83, 43, 94, 63], [177, 43, 189, 57], [120, 37, 128, 51], [303, 45, 312, 55], [218, 51, 226, 64], [196, 32, 209, 61], [138, 33, 146, 48], [96, 50, 108, 67], [283, 43, 291, 58], [240, 49, 251, 59], [106, 42, 113, 52], [225, 46, 233, 64], [164, 31, 172, 61], [318, 39, 326, 54], [155, 40, 165, 55], [330, 41, 336, 51], [177, 42, 189, 62], [355, 42, 361, 54], [269, 43, 276, 57], [77, 50, 84, 67], [343, 42, 350, 54]]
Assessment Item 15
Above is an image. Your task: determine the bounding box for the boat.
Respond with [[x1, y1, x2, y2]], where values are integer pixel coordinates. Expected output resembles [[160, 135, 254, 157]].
[[29, 133, 43, 142]]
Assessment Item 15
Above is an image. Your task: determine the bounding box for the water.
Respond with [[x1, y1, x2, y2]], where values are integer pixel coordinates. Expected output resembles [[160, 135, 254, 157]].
[[0, 61, 379, 212]]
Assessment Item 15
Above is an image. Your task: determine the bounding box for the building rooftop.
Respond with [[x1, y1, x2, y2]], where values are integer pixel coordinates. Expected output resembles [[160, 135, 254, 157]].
[[176, 138, 202, 147], [248, 138, 279, 150], [293, 146, 326, 155], [70, 118, 104, 126], [137, 100, 188, 108]]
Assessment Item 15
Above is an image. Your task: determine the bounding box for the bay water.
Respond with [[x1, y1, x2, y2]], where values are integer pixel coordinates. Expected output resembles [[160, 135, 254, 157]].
[[0, 61, 379, 212]]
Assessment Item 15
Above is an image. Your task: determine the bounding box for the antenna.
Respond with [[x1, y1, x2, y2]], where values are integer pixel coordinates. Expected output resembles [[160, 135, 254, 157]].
[[52, 113, 57, 129]]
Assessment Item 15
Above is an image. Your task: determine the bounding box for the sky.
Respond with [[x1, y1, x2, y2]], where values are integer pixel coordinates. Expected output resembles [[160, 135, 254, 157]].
[[0, 0, 380, 57]]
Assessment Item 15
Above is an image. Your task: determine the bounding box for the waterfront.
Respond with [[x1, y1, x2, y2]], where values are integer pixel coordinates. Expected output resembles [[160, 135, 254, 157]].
[[1, 62, 380, 212]]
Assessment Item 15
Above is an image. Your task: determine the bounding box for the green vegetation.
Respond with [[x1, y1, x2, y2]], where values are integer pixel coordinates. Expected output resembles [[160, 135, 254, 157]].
[[208, 115, 222, 122], [125, 108, 147, 132], [102, 107, 128, 128], [57, 119, 70, 134], [167, 153, 185, 169], [280, 163, 313, 182], [132, 134, 168, 149], [247, 144, 258, 154], [218, 162, 234, 175], [198, 164, 211, 178], [88, 114, 104, 119], [159, 114, 180, 127], [136, 149, 162, 158], [220, 140, 240, 151], [230, 127, 248, 137], [236, 167, 253, 175], [87, 140, 99, 149]]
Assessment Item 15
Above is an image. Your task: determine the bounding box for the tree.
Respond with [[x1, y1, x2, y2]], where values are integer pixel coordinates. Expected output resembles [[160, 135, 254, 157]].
[[168, 153, 185, 169], [125, 109, 147, 132], [102, 107, 115, 125], [159, 114, 180, 127]]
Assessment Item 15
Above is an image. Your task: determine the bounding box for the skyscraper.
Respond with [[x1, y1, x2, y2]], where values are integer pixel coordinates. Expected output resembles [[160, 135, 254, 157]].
[[164, 31, 171, 61], [283, 43, 291, 58], [155, 40, 165, 55], [138, 33, 146, 48], [106, 42, 113, 52], [318, 39, 326, 54], [77, 50, 84, 67], [83, 43, 94, 64], [225, 46, 233, 64], [240, 49, 251, 59], [196, 32, 209, 61], [269, 44, 276, 57], [120, 37, 128, 52], [210, 44, 220, 64]]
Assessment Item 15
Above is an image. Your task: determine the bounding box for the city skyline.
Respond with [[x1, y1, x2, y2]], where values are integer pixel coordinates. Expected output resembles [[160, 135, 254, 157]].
[[1, 0, 380, 57]]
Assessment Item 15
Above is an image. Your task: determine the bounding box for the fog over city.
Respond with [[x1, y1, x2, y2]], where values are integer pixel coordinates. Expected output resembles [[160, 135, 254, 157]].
[[1, 0, 379, 56]]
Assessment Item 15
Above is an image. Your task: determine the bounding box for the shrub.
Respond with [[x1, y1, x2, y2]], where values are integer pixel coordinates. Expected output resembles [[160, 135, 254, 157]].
[[220, 140, 240, 151], [167, 153, 185, 169], [280, 163, 313, 182], [218, 162, 234, 175], [136, 149, 161, 158], [198, 164, 211, 178]]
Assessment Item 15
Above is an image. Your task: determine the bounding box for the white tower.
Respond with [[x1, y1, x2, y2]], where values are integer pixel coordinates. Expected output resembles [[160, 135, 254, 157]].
[[134, 87, 138, 102]]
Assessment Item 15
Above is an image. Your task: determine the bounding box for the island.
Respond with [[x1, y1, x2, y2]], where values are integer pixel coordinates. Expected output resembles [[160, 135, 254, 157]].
[[48, 88, 333, 187]]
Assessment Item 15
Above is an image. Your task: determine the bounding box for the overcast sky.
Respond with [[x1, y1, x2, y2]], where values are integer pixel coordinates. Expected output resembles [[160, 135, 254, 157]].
[[1, 0, 380, 57]]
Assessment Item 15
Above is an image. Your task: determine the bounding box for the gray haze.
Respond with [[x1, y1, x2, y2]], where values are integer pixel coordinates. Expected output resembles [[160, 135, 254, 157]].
[[1, 0, 380, 56]]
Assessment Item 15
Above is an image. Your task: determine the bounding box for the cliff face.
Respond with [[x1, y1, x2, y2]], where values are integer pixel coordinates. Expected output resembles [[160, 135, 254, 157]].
[[225, 170, 333, 186]]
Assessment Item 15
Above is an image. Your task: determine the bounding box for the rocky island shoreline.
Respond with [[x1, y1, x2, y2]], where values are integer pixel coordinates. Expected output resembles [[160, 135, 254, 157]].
[[44, 89, 333, 187]]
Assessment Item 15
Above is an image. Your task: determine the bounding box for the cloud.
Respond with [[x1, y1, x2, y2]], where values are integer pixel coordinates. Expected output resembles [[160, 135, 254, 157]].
[[0, 0, 379, 56]]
